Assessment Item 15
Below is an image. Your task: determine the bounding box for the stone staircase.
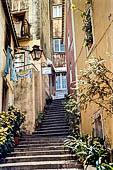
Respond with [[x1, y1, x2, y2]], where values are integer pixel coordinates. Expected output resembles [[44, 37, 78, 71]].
[[0, 98, 83, 170]]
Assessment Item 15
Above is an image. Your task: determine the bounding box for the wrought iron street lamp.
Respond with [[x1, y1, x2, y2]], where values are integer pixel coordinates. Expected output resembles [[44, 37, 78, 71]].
[[31, 45, 43, 61], [17, 45, 43, 61]]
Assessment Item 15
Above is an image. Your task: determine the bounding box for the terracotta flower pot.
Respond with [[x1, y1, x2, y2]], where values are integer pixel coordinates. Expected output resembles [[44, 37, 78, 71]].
[[14, 136, 19, 145]]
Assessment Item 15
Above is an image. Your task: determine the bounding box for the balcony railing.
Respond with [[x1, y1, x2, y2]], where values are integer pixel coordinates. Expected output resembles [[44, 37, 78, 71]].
[[53, 53, 66, 67], [14, 19, 30, 40], [22, 19, 30, 37]]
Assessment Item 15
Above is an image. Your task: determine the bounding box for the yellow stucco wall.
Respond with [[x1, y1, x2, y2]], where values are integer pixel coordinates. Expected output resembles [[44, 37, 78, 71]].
[[14, 39, 49, 133], [72, 0, 113, 147]]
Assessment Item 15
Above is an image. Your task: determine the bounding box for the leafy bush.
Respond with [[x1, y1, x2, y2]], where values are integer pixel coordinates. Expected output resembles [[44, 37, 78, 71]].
[[64, 96, 81, 135], [35, 112, 44, 128], [0, 106, 25, 159], [46, 97, 52, 105], [64, 135, 111, 170]]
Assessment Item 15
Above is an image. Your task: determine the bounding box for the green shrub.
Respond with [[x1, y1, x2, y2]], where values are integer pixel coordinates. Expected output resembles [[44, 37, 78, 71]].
[[64, 135, 111, 170], [36, 112, 44, 127], [0, 106, 25, 159]]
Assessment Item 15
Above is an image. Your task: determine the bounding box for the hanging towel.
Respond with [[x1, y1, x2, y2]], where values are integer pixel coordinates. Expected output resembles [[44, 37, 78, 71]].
[[3, 46, 18, 82]]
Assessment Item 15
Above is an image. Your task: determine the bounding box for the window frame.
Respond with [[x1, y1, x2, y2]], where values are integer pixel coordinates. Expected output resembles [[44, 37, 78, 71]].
[[56, 73, 67, 90], [54, 39, 65, 52], [92, 110, 104, 139], [53, 5, 62, 18]]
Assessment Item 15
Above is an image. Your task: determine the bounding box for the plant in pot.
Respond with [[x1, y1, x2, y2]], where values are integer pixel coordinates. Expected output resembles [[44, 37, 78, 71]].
[[46, 97, 52, 105], [44, 105, 49, 114], [14, 130, 20, 145], [36, 112, 44, 129]]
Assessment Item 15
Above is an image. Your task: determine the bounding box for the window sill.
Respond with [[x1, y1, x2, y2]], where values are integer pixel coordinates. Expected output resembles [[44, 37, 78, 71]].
[[52, 17, 62, 19], [56, 88, 67, 91], [54, 51, 65, 53]]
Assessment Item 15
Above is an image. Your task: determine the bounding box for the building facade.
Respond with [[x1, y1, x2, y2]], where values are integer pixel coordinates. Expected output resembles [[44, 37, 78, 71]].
[[40, 0, 68, 99], [65, 0, 76, 93], [10, 0, 50, 133], [65, 0, 113, 148], [0, 0, 18, 113]]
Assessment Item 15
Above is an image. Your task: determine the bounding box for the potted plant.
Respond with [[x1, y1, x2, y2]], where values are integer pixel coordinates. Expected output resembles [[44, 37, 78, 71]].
[[44, 105, 49, 114], [14, 130, 20, 145], [35, 112, 44, 129]]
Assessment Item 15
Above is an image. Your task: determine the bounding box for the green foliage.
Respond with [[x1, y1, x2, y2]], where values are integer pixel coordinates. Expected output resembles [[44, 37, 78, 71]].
[[64, 97, 81, 135], [65, 57, 113, 118], [64, 135, 111, 169], [0, 106, 25, 159], [35, 112, 44, 127], [77, 57, 113, 114], [64, 56, 113, 169], [46, 97, 52, 105]]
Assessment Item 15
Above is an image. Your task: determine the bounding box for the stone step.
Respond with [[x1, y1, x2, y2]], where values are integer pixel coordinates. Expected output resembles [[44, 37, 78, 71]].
[[41, 120, 67, 125], [0, 160, 82, 169], [5, 154, 72, 163], [31, 132, 69, 137], [41, 123, 68, 128], [44, 114, 66, 118], [47, 109, 66, 112], [14, 145, 65, 152], [20, 136, 67, 142], [8, 150, 69, 157], [15, 143, 64, 148], [46, 112, 66, 116], [43, 118, 67, 122], [43, 117, 66, 121], [48, 105, 65, 109], [35, 169, 82, 170], [52, 99, 65, 102], [34, 129, 69, 135], [36, 125, 69, 131], [38, 119, 67, 126], [44, 114, 66, 119], [19, 140, 65, 145]]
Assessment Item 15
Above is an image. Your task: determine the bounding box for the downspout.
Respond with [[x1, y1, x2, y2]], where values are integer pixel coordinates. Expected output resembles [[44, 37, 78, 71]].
[[70, 0, 82, 135]]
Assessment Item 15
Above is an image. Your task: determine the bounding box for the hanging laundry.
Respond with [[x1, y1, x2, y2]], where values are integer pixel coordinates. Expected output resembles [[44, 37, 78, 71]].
[[3, 46, 18, 82]]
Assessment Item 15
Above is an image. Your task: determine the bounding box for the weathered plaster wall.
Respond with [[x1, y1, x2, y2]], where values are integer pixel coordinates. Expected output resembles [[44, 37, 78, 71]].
[[53, 19, 62, 38], [52, 0, 62, 5], [30, 0, 40, 40], [0, 0, 5, 112], [14, 69, 38, 133], [40, 0, 51, 59], [11, 0, 40, 40], [0, 1, 15, 112], [72, 0, 113, 147]]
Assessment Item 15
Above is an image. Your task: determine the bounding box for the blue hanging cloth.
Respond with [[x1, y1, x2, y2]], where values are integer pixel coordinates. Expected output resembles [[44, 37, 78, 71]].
[[3, 46, 18, 82]]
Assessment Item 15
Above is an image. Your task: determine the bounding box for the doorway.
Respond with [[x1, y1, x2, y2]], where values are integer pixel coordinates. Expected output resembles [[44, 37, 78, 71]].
[[2, 79, 9, 112]]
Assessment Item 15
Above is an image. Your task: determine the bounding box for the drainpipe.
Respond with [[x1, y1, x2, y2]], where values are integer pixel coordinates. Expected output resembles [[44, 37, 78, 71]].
[[70, 0, 82, 136], [70, 0, 78, 86]]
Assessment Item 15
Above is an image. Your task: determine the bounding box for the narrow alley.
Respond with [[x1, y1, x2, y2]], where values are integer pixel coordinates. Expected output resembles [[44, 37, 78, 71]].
[[0, 99, 83, 169], [1, 0, 113, 169]]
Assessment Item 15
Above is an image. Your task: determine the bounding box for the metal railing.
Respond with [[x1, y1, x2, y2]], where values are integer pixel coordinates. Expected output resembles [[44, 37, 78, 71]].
[[22, 19, 30, 38]]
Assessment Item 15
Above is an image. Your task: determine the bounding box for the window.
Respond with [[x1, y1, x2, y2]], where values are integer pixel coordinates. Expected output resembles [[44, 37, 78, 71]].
[[53, 5, 62, 18], [12, 13, 30, 39], [14, 52, 25, 72], [93, 110, 104, 140], [56, 73, 67, 90], [54, 39, 65, 52]]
